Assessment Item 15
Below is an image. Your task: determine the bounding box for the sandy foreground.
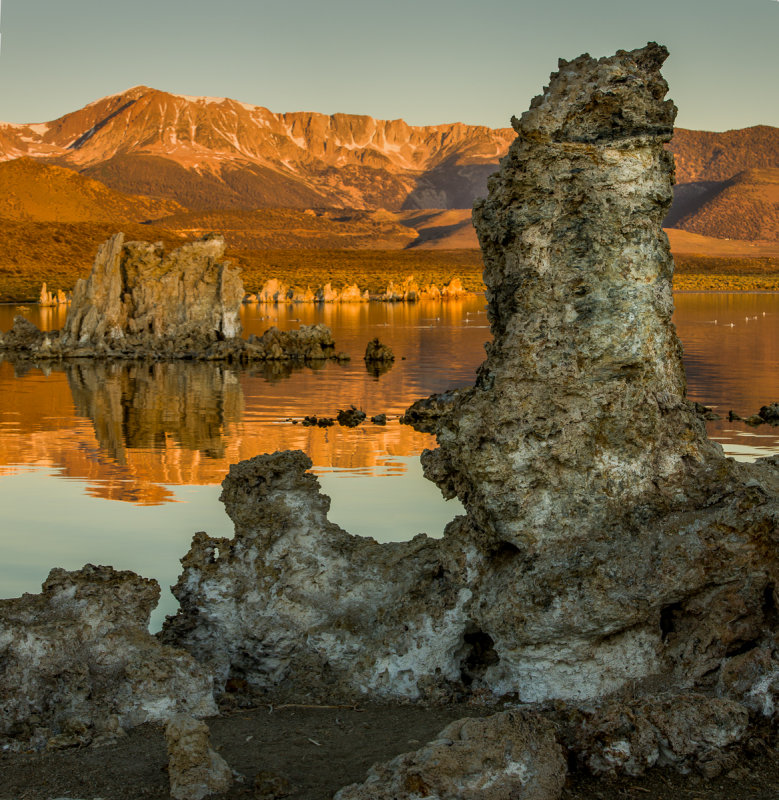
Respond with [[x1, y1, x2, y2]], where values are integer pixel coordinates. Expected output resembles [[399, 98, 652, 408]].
[[0, 702, 777, 800]]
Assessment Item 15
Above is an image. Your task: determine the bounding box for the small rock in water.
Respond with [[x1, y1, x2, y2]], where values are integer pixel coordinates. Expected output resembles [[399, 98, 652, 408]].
[[364, 337, 395, 362], [337, 406, 367, 427], [371, 414, 387, 426], [759, 403, 779, 424]]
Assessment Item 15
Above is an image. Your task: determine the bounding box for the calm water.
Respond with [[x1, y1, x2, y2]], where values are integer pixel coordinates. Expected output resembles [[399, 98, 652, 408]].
[[1, 293, 777, 628]]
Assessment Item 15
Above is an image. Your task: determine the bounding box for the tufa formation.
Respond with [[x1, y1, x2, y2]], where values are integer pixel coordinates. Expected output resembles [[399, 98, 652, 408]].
[[162, 43, 779, 719], [0, 233, 340, 362]]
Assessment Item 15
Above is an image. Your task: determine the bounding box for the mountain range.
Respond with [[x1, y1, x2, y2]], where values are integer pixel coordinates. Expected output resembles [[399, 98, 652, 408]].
[[0, 86, 777, 243]]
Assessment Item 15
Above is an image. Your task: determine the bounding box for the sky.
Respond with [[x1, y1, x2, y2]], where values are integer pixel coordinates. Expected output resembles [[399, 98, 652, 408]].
[[0, 0, 777, 131]]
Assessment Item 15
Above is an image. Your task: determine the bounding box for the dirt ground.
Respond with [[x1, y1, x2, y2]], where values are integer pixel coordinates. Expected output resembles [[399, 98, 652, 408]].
[[2, 703, 779, 800]]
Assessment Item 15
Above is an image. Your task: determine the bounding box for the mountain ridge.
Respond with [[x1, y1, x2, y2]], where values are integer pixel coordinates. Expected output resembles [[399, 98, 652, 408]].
[[0, 87, 777, 237]]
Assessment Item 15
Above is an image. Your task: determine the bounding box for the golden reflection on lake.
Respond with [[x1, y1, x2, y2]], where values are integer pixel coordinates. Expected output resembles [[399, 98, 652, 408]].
[[0, 298, 490, 504], [0, 293, 778, 502]]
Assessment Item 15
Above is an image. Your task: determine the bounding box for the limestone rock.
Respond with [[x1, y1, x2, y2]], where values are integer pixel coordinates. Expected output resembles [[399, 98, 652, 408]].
[[63, 233, 242, 347], [334, 711, 566, 800], [0, 565, 216, 751], [364, 337, 395, 362], [441, 277, 466, 299], [315, 282, 340, 303], [38, 282, 55, 307], [569, 694, 748, 778], [339, 283, 370, 302], [165, 713, 233, 800], [162, 44, 779, 725], [257, 278, 290, 303], [1, 315, 48, 351], [290, 287, 315, 303]]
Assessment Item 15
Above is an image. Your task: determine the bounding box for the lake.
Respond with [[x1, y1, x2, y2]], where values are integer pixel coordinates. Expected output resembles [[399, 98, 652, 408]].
[[1, 292, 778, 629]]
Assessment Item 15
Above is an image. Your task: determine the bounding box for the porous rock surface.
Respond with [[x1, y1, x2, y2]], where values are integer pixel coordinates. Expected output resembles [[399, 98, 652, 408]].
[[165, 713, 233, 800], [162, 42, 779, 746], [64, 232, 242, 348], [561, 693, 749, 778], [0, 565, 216, 752], [334, 711, 566, 800]]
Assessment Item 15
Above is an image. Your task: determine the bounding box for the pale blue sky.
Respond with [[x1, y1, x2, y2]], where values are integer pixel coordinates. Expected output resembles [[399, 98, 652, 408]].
[[1, 0, 777, 131]]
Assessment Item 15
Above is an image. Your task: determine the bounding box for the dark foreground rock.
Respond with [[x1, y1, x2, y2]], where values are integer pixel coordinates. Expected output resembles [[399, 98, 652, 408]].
[[0, 565, 216, 752], [400, 388, 463, 433]]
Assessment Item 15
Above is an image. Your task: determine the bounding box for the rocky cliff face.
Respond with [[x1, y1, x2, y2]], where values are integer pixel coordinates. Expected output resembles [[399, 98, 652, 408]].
[[426, 42, 717, 541], [159, 44, 779, 712]]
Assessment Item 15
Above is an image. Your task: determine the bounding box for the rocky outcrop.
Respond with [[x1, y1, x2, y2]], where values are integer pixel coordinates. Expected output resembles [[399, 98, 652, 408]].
[[161, 43, 779, 748], [63, 232, 242, 347], [364, 337, 395, 363], [165, 714, 233, 800], [0, 565, 216, 752], [565, 694, 749, 779], [337, 406, 367, 427], [38, 282, 69, 307], [334, 711, 566, 800], [400, 389, 463, 433], [0, 235, 344, 363]]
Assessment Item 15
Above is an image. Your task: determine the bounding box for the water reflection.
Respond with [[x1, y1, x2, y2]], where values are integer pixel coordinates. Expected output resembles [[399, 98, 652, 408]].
[[1, 293, 778, 504], [673, 293, 779, 458], [66, 361, 244, 462]]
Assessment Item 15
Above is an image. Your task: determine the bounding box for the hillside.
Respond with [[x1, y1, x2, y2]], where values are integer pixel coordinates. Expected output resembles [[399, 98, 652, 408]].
[[669, 126, 779, 183], [670, 168, 779, 241], [0, 158, 185, 222], [665, 128, 779, 239]]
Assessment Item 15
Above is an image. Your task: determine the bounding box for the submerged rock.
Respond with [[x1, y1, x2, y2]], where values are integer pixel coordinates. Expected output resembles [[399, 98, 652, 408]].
[[364, 337, 395, 363], [334, 711, 566, 800], [0, 565, 216, 752], [162, 43, 779, 748]]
